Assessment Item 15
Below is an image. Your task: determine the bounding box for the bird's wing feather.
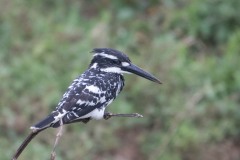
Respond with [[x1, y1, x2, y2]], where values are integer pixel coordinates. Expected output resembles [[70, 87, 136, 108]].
[[31, 77, 107, 130]]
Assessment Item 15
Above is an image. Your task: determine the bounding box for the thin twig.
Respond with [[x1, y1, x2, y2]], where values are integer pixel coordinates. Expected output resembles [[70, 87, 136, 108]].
[[51, 119, 64, 160], [13, 113, 142, 160], [104, 112, 143, 119]]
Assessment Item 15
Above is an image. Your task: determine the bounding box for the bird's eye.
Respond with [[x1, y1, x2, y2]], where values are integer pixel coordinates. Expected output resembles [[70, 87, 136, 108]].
[[111, 59, 121, 65]]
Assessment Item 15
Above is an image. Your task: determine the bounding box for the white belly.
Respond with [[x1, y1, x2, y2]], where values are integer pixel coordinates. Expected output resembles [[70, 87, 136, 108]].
[[80, 108, 105, 120]]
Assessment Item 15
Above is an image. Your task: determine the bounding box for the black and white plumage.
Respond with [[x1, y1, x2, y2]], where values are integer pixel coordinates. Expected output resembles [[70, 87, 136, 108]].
[[31, 49, 126, 129], [12, 48, 161, 160], [31, 48, 161, 130]]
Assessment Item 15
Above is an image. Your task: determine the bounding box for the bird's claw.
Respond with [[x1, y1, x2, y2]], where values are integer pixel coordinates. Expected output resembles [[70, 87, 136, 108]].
[[103, 112, 112, 120]]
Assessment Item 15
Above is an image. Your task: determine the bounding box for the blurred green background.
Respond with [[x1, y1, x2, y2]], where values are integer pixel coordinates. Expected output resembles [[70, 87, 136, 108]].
[[1, 0, 240, 160]]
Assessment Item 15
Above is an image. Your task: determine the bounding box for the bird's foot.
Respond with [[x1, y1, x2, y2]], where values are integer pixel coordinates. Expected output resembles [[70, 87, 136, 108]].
[[103, 112, 112, 120], [104, 112, 143, 120], [81, 118, 91, 124]]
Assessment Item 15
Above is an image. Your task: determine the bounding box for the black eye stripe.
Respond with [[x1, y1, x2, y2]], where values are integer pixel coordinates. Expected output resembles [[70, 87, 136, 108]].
[[110, 59, 121, 64]]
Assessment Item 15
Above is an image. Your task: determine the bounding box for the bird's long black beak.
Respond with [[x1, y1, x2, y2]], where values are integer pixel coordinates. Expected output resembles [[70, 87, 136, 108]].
[[121, 64, 162, 84]]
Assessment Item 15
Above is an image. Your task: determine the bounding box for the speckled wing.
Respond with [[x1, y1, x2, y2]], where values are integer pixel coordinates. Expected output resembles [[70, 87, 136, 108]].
[[31, 77, 105, 130], [58, 84, 108, 126]]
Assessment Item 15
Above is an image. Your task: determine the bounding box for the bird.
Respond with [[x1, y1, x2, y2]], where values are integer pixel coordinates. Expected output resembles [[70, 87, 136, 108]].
[[12, 48, 161, 160]]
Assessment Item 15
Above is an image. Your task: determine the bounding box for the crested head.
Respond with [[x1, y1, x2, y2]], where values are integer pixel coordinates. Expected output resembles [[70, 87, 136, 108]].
[[89, 48, 162, 84], [92, 48, 131, 62], [89, 48, 131, 74]]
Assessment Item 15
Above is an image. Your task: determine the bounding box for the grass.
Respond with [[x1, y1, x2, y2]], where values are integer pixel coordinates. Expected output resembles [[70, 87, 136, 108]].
[[1, 0, 240, 160]]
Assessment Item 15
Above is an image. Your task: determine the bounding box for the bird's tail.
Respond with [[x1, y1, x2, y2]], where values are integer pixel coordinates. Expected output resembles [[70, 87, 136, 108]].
[[12, 111, 66, 160], [30, 115, 56, 130], [12, 111, 63, 160], [30, 111, 62, 130]]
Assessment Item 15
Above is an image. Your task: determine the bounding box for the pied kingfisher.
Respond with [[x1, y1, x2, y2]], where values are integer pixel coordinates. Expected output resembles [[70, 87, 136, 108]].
[[13, 48, 161, 160]]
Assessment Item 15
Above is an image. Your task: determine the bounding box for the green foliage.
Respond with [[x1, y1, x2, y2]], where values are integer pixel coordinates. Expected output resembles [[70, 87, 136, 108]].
[[171, 0, 240, 45], [0, 0, 239, 160]]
